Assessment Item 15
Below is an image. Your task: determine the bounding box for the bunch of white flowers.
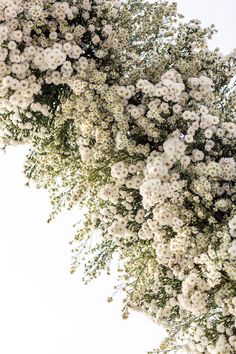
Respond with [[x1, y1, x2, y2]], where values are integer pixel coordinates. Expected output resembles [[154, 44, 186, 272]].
[[0, 0, 124, 148], [2, 0, 236, 353]]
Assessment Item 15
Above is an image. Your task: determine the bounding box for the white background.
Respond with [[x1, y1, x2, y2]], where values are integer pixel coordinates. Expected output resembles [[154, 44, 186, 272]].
[[0, 1, 235, 353]]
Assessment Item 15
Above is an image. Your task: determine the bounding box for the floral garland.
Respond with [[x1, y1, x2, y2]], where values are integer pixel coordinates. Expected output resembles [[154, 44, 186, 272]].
[[1, 0, 236, 353]]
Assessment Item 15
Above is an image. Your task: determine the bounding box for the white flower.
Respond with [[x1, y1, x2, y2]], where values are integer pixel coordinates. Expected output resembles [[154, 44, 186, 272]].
[[99, 184, 119, 203], [229, 240, 236, 258], [192, 149, 204, 161], [163, 138, 186, 159], [111, 161, 129, 179]]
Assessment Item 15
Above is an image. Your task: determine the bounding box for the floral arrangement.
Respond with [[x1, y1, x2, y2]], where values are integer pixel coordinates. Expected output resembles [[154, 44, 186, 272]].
[[1, 0, 236, 353]]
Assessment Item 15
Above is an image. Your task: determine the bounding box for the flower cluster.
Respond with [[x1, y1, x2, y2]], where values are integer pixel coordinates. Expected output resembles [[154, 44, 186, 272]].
[[2, 0, 236, 353], [0, 0, 124, 147]]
